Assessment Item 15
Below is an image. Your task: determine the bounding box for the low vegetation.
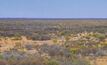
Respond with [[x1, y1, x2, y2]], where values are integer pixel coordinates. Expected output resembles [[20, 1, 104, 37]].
[[0, 19, 107, 65]]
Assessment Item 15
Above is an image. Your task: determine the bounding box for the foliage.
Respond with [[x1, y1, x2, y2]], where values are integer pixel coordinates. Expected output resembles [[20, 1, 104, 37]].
[[72, 59, 91, 65], [0, 54, 3, 60], [44, 59, 59, 65], [92, 33, 106, 39]]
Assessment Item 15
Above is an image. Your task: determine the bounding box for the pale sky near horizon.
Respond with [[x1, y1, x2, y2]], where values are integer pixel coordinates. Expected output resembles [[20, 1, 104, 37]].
[[0, 0, 107, 18]]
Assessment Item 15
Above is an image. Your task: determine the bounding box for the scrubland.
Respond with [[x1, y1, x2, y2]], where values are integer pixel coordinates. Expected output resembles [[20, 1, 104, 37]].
[[0, 19, 107, 65]]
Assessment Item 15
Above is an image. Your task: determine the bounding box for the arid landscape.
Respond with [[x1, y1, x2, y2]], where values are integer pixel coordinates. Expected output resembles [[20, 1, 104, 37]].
[[0, 18, 107, 65]]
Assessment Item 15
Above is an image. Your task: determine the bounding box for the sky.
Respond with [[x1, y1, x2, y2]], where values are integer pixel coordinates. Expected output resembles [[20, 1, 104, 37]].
[[0, 0, 107, 18]]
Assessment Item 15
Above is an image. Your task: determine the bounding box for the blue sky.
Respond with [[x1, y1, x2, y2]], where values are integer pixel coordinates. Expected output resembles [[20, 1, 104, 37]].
[[0, 0, 107, 18]]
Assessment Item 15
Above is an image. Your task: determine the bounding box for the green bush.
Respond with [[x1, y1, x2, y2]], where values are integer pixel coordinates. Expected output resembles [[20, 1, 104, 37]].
[[45, 59, 59, 65], [72, 59, 90, 65], [93, 33, 105, 39], [0, 54, 3, 60]]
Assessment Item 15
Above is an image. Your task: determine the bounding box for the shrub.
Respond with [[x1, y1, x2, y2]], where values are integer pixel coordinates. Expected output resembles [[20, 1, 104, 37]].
[[72, 59, 90, 65], [93, 33, 105, 40], [44, 59, 59, 65], [0, 54, 3, 60]]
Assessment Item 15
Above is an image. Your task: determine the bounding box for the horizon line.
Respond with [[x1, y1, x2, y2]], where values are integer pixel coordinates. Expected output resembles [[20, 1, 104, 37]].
[[0, 18, 107, 20]]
